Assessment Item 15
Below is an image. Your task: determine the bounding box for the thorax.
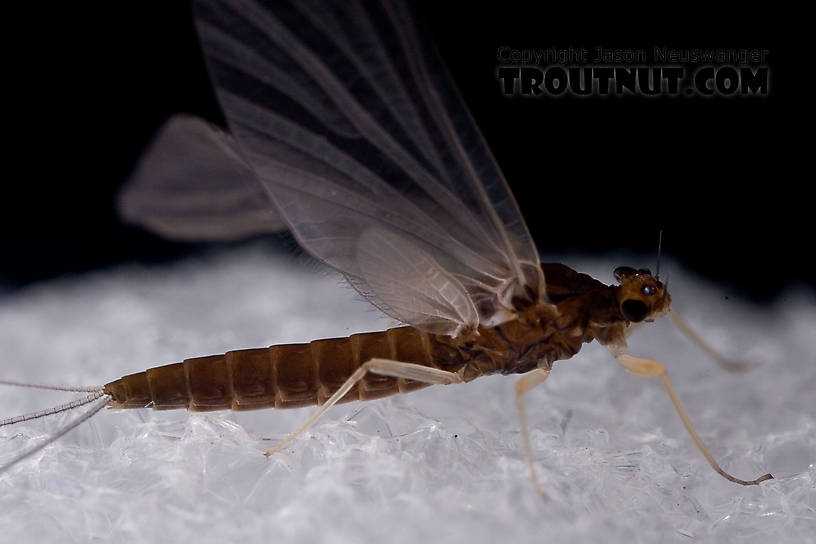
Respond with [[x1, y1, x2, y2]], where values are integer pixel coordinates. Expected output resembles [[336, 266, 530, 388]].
[[440, 263, 629, 378]]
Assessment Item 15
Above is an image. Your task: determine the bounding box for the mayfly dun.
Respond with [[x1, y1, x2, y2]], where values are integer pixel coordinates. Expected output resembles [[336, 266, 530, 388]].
[[0, 0, 772, 498]]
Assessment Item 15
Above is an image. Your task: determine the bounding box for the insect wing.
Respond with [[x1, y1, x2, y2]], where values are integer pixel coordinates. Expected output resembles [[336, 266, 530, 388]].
[[193, 0, 546, 334], [119, 115, 287, 241], [355, 227, 478, 336]]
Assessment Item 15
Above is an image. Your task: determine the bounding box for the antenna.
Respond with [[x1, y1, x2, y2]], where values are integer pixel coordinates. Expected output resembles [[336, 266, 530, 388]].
[[656, 230, 664, 280]]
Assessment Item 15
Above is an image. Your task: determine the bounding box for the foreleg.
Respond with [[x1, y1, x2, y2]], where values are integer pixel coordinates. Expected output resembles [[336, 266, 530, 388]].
[[614, 349, 772, 485]]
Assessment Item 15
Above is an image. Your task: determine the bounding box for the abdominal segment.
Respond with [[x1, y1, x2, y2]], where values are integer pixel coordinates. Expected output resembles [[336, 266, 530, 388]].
[[103, 327, 457, 412]]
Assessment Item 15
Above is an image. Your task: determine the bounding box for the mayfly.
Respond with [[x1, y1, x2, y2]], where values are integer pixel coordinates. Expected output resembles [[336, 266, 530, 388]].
[[0, 0, 772, 497]]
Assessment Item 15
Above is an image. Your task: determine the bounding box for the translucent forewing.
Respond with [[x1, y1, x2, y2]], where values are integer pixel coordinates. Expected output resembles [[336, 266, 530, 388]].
[[193, 0, 546, 334]]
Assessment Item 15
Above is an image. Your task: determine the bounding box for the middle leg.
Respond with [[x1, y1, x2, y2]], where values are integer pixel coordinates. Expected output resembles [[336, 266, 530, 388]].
[[515, 368, 552, 500]]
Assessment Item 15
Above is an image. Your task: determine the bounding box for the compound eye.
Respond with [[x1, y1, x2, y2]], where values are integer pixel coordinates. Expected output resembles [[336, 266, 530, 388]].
[[637, 268, 652, 276], [641, 285, 656, 296], [621, 299, 648, 322]]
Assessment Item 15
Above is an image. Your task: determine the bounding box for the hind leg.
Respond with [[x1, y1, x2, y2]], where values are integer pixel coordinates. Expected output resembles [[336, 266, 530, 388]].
[[264, 359, 462, 456]]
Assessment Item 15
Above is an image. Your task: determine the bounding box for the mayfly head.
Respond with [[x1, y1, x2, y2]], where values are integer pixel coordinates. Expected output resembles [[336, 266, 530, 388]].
[[613, 266, 671, 323]]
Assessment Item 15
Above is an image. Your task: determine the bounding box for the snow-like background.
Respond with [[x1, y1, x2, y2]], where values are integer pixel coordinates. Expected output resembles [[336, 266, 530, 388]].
[[0, 244, 813, 543]]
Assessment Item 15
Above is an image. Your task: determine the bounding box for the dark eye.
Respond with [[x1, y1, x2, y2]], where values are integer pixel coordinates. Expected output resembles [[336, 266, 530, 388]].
[[621, 299, 648, 322], [637, 268, 652, 276], [641, 285, 656, 296]]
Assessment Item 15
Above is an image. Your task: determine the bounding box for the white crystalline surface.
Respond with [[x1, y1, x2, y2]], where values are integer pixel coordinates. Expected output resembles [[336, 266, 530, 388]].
[[0, 244, 813, 544]]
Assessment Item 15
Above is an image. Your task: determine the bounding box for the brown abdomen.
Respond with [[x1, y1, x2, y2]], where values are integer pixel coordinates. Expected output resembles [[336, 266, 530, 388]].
[[103, 327, 458, 412]]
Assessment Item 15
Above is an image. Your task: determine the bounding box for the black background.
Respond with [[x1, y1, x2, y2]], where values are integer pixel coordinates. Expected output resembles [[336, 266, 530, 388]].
[[1, 3, 808, 300]]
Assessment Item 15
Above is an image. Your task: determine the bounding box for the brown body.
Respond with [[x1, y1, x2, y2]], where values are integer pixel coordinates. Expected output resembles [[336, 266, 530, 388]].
[[8, 259, 771, 489], [104, 263, 642, 412]]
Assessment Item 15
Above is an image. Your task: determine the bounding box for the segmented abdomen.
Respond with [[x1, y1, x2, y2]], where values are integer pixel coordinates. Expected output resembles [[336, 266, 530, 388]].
[[103, 326, 466, 411]]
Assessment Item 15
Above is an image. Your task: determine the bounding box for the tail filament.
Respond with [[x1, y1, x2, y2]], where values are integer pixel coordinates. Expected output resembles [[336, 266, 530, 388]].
[[0, 381, 111, 472]]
